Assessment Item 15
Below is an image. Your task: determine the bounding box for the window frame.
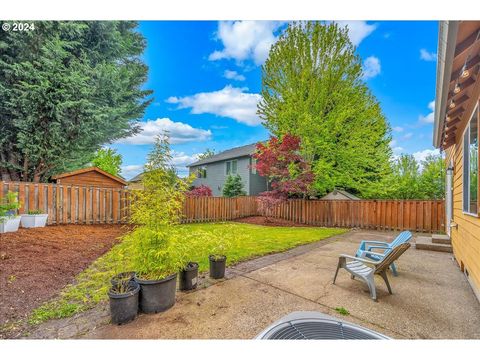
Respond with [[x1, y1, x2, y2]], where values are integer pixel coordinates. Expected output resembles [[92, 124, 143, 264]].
[[225, 159, 238, 176], [197, 166, 207, 179], [251, 157, 257, 175], [462, 101, 479, 217]]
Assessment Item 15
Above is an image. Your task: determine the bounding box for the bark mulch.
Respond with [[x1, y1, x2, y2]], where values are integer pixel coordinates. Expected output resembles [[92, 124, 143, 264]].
[[0, 225, 127, 330], [234, 216, 311, 227]]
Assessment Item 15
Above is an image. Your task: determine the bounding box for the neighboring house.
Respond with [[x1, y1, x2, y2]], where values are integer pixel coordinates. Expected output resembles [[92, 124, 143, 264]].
[[320, 189, 360, 200], [128, 172, 144, 190], [52, 166, 127, 188], [433, 21, 480, 301], [187, 144, 268, 196]]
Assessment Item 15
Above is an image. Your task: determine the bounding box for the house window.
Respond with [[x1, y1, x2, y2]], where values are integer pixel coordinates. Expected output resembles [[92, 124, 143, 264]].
[[251, 158, 257, 175], [463, 103, 479, 215], [226, 160, 238, 175], [196, 166, 207, 179]]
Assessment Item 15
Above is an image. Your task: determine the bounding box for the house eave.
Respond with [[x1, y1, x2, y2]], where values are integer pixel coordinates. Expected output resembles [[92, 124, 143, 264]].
[[433, 21, 459, 149]]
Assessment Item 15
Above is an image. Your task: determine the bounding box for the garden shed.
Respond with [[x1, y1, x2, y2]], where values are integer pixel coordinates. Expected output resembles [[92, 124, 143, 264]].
[[320, 189, 360, 200], [52, 166, 127, 188]]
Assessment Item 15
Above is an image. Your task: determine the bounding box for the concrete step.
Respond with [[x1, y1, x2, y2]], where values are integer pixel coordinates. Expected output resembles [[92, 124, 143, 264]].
[[431, 234, 451, 245], [415, 236, 453, 253]]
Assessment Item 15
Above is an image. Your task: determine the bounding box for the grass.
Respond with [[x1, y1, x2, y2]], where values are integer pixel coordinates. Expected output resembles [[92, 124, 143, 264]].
[[29, 222, 347, 325]]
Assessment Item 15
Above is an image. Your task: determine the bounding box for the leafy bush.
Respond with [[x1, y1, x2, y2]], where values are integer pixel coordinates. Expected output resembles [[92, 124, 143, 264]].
[[186, 185, 213, 197], [222, 174, 246, 197], [0, 192, 20, 221], [256, 190, 287, 221]]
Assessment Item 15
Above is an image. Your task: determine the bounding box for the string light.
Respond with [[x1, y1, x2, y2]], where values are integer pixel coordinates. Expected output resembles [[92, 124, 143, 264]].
[[442, 28, 480, 149]]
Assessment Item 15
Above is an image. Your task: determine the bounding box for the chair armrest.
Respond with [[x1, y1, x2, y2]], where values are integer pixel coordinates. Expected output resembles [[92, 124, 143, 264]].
[[361, 240, 389, 246], [340, 254, 378, 265], [367, 245, 390, 251], [361, 250, 386, 258]]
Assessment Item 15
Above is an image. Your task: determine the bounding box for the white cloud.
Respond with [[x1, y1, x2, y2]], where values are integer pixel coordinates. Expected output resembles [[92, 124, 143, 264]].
[[402, 132, 413, 140], [171, 151, 199, 167], [167, 85, 262, 126], [390, 139, 397, 147], [393, 146, 404, 153], [223, 70, 245, 81], [209, 21, 285, 65], [420, 49, 437, 62], [362, 56, 381, 79], [121, 164, 143, 181], [117, 118, 212, 145], [412, 149, 440, 163], [419, 100, 435, 124], [392, 126, 404, 132], [336, 21, 377, 46]]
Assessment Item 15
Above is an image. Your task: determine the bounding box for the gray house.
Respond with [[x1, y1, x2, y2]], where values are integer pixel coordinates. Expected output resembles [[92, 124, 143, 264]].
[[187, 144, 268, 196]]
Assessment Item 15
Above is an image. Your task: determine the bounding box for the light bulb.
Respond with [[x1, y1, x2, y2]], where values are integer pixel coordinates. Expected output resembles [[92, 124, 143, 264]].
[[449, 101, 456, 109], [454, 83, 461, 93]]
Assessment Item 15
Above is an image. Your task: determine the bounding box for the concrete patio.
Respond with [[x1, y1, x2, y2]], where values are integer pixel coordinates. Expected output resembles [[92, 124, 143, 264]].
[[86, 230, 480, 339]]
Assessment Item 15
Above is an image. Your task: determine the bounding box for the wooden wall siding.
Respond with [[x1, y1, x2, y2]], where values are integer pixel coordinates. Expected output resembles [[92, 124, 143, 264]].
[[270, 199, 445, 232], [447, 127, 480, 297], [56, 171, 124, 188], [1, 182, 129, 225], [1, 182, 444, 231]]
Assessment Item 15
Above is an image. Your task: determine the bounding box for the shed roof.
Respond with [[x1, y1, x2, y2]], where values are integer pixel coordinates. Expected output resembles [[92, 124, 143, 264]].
[[52, 166, 127, 185], [188, 143, 259, 167], [321, 189, 360, 200]]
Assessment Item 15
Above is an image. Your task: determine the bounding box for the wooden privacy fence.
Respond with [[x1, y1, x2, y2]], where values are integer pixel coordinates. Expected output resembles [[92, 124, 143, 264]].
[[1, 181, 445, 232], [182, 196, 258, 223], [270, 199, 445, 232], [1, 181, 130, 225]]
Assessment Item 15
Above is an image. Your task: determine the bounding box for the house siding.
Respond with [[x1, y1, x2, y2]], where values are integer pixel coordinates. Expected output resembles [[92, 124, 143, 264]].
[[190, 156, 252, 196], [446, 96, 480, 299], [249, 158, 268, 195]]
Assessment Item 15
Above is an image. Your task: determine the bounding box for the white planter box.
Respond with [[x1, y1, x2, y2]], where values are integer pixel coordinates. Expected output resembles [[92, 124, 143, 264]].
[[20, 214, 49, 228], [0, 216, 22, 233]]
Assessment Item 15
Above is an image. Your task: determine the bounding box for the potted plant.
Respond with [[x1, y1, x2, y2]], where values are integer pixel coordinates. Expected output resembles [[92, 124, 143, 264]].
[[108, 279, 140, 325], [110, 271, 137, 287], [0, 192, 21, 233], [20, 209, 49, 228], [126, 135, 195, 313], [127, 227, 185, 313], [207, 226, 236, 280], [179, 262, 199, 291]]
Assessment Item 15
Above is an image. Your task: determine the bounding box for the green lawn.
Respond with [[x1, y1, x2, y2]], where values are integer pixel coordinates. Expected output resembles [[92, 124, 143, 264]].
[[30, 222, 347, 324]]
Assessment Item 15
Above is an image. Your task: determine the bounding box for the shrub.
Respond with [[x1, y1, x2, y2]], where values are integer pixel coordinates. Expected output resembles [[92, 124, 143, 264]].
[[256, 190, 287, 221], [0, 192, 20, 221], [186, 185, 212, 197], [222, 174, 246, 197], [125, 135, 195, 280]]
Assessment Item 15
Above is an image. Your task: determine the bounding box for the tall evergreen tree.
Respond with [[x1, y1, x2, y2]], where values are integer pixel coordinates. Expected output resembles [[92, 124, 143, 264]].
[[258, 21, 392, 197], [0, 21, 152, 182]]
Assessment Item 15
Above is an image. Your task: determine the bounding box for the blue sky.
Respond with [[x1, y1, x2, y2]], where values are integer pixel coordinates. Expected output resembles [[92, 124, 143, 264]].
[[112, 21, 439, 179]]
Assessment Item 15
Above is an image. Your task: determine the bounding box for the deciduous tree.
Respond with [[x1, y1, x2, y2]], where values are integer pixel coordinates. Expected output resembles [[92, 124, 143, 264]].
[[91, 148, 122, 177], [258, 21, 391, 197]]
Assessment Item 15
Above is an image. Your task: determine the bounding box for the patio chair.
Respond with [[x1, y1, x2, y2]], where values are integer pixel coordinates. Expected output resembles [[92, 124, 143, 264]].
[[333, 242, 411, 301], [355, 231, 412, 277]]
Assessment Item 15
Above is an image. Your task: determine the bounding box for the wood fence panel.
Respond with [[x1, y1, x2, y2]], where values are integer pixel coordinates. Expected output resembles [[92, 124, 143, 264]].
[[0, 182, 445, 231]]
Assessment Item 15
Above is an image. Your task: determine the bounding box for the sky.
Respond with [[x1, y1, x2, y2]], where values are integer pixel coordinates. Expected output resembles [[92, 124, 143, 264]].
[[111, 21, 440, 180]]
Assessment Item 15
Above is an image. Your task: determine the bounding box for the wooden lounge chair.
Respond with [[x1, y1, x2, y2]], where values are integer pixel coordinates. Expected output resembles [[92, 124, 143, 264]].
[[333, 242, 411, 301], [355, 231, 412, 276]]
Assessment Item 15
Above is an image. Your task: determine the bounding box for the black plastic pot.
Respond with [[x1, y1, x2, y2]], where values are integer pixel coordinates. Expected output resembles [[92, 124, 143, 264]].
[[108, 281, 140, 325], [179, 262, 199, 291], [111, 271, 137, 287], [209, 255, 226, 279], [135, 273, 177, 313]]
